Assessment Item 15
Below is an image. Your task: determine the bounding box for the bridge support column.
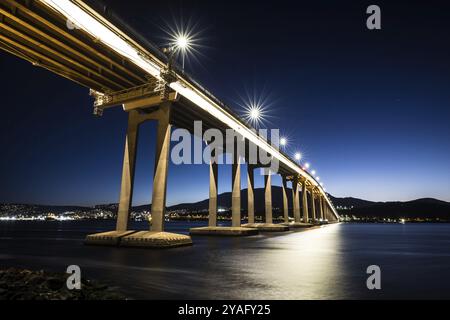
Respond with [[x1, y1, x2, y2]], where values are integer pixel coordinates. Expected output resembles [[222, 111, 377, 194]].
[[310, 189, 317, 224], [302, 181, 309, 223], [86, 103, 192, 247], [231, 150, 241, 227], [208, 159, 218, 227], [122, 103, 191, 247], [264, 172, 273, 224], [323, 198, 329, 222], [242, 168, 288, 231], [190, 148, 257, 236], [189, 151, 258, 236], [319, 194, 324, 222], [281, 176, 289, 223], [149, 106, 171, 232], [247, 165, 255, 224], [285, 176, 311, 228], [85, 110, 142, 246], [116, 110, 139, 232], [292, 177, 301, 223]]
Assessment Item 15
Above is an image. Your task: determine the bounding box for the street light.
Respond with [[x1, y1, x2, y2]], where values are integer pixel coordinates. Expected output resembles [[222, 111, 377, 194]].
[[162, 34, 192, 70], [280, 137, 287, 147], [249, 107, 260, 121], [176, 35, 189, 49], [294, 152, 302, 161], [243, 102, 267, 128]]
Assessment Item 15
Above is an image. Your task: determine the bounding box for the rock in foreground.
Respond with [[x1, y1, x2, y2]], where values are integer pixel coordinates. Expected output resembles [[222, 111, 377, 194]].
[[0, 268, 125, 300]]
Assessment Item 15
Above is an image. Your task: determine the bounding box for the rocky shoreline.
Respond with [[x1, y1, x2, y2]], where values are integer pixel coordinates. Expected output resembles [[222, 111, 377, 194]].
[[0, 268, 126, 300]]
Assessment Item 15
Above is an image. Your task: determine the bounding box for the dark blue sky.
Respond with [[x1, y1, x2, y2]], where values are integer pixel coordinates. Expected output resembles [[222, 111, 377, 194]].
[[1, 0, 450, 206]]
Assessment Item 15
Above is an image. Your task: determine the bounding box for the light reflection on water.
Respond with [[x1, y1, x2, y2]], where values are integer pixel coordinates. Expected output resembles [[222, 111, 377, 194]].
[[209, 225, 345, 299], [1, 221, 450, 299]]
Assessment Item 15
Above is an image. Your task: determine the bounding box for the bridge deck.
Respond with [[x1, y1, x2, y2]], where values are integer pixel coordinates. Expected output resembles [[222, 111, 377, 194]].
[[0, 0, 339, 219]]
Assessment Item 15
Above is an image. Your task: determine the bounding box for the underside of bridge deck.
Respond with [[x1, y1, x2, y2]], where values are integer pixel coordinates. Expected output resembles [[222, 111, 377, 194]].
[[0, 0, 340, 248]]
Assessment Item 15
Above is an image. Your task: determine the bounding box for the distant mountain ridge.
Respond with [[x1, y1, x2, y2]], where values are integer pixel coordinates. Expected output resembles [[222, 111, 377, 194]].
[[327, 196, 376, 208], [343, 198, 450, 219], [87, 188, 450, 220], [2, 188, 450, 219]]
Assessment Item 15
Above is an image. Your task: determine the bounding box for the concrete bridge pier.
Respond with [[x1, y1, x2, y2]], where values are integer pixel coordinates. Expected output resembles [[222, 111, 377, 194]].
[[318, 193, 325, 224], [208, 158, 219, 227], [281, 176, 289, 224], [231, 150, 242, 227], [292, 177, 301, 223], [86, 103, 192, 248], [320, 196, 328, 223], [85, 110, 140, 246], [310, 188, 317, 224], [190, 146, 257, 236], [284, 176, 311, 228], [243, 169, 288, 232], [264, 173, 273, 224], [114, 111, 139, 233], [301, 180, 308, 223], [247, 165, 255, 224]]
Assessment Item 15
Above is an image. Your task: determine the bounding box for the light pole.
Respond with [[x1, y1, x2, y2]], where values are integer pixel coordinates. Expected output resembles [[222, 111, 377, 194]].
[[162, 35, 190, 72]]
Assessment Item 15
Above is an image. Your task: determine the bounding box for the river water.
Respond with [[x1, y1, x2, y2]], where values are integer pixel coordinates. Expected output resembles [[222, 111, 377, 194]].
[[1, 221, 449, 299]]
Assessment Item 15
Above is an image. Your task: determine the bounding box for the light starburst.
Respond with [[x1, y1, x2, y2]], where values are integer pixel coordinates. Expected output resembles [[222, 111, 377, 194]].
[[236, 88, 276, 129], [160, 16, 206, 71]]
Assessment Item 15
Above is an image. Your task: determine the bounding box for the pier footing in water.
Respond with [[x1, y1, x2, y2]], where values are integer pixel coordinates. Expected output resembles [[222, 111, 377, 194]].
[[189, 226, 258, 236]]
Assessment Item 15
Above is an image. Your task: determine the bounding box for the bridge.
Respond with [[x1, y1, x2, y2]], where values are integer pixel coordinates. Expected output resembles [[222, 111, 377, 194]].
[[0, 0, 339, 248]]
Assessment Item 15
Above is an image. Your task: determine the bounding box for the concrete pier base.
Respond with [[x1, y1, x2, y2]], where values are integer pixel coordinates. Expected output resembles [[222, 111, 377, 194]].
[[189, 226, 258, 236], [120, 231, 192, 248], [282, 222, 313, 228], [84, 230, 137, 246], [242, 223, 290, 232]]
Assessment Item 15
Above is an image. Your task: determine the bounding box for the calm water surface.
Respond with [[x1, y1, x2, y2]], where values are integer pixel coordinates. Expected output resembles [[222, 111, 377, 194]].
[[1, 221, 450, 299]]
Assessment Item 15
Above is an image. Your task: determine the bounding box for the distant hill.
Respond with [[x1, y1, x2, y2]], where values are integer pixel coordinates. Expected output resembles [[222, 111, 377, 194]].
[[327, 195, 376, 209], [346, 198, 450, 219], [2, 189, 450, 220], [165, 189, 450, 220]]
